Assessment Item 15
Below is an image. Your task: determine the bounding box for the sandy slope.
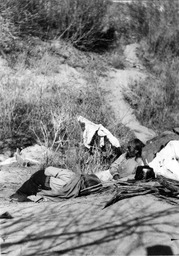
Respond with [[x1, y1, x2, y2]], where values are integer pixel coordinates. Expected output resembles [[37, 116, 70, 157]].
[[100, 43, 156, 144]]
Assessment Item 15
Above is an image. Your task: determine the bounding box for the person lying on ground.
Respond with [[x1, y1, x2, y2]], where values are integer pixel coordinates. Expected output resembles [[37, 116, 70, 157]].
[[10, 166, 118, 202], [10, 138, 146, 202]]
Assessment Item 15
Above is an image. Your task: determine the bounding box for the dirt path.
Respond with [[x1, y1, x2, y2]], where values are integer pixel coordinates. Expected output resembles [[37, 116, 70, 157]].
[[100, 43, 156, 144]]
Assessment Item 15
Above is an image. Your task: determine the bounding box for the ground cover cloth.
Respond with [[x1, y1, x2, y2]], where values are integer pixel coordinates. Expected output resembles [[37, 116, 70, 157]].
[[149, 140, 179, 181], [142, 133, 179, 163]]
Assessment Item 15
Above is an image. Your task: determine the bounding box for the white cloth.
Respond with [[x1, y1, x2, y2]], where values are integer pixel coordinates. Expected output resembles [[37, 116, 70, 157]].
[[77, 116, 120, 149], [0, 156, 17, 166], [95, 169, 113, 182], [149, 140, 179, 181]]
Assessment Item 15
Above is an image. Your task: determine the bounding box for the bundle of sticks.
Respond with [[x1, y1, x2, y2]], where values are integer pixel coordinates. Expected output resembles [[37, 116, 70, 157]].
[[104, 176, 179, 208]]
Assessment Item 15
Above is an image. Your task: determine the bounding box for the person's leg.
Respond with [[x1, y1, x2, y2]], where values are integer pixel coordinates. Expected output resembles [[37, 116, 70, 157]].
[[15, 169, 49, 196], [30, 169, 47, 189]]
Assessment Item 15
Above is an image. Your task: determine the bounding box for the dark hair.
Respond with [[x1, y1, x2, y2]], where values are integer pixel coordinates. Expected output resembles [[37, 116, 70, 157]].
[[82, 174, 101, 186], [80, 174, 103, 196], [126, 138, 145, 159]]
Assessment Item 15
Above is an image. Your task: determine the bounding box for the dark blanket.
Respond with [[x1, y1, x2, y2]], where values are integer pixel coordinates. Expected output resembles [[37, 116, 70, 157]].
[[10, 169, 51, 202], [142, 133, 179, 163]]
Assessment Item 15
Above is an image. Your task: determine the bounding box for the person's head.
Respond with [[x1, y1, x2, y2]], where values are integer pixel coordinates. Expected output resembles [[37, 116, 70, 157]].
[[126, 138, 145, 159]]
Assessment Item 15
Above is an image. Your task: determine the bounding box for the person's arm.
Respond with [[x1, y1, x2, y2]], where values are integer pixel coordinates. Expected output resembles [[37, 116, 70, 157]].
[[109, 152, 127, 175], [45, 167, 68, 177], [44, 167, 61, 177], [44, 167, 73, 178]]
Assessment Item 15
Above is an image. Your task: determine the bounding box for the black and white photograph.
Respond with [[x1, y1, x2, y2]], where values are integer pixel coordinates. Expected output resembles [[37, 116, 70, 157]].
[[0, 0, 179, 255]]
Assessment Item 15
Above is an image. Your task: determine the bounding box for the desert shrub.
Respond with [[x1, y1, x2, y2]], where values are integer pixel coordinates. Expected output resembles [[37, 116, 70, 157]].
[[135, 0, 179, 59], [0, 77, 37, 139], [0, 74, 120, 172], [0, 14, 17, 53], [124, 62, 179, 131], [146, 0, 179, 59], [109, 45, 126, 69], [0, 0, 115, 52], [109, 0, 152, 44], [118, 0, 179, 132], [31, 85, 115, 153], [111, 0, 179, 59]]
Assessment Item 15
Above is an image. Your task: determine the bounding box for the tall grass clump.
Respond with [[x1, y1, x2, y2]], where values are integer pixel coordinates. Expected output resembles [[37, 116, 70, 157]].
[[0, 12, 17, 54], [109, 1, 150, 44], [111, 0, 179, 58], [146, 0, 179, 60], [118, 0, 179, 131], [130, 0, 179, 61], [0, 75, 119, 172], [124, 61, 179, 131], [0, 0, 115, 52], [0, 78, 112, 142]]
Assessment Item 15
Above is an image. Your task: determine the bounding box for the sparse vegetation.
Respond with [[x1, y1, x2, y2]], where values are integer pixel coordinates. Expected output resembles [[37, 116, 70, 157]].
[[0, 0, 115, 52], [124, 68, 179, 131], [111, 0, 179, 57], [2, 3, 179, 253], [0, 71, 120, 172], [120, 0, 179, 131]]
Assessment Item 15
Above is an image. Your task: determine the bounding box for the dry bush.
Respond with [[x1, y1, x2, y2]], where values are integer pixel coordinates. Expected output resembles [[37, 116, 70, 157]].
[[111, 0, 179, 58], [124, 63, 179, 131], [117, 0, 179, 132], [146, 0, 179, 59], [133, 0, 179, 60], [109, 46, 126, 69], [0, 14, 17, 54], [0, 0, 115, 52], [0, 74, 120, 172], [108, 0, 150, 44]]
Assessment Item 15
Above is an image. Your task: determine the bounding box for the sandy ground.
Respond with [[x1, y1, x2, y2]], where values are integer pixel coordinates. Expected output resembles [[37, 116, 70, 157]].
[[1, 165, 179, 256]]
